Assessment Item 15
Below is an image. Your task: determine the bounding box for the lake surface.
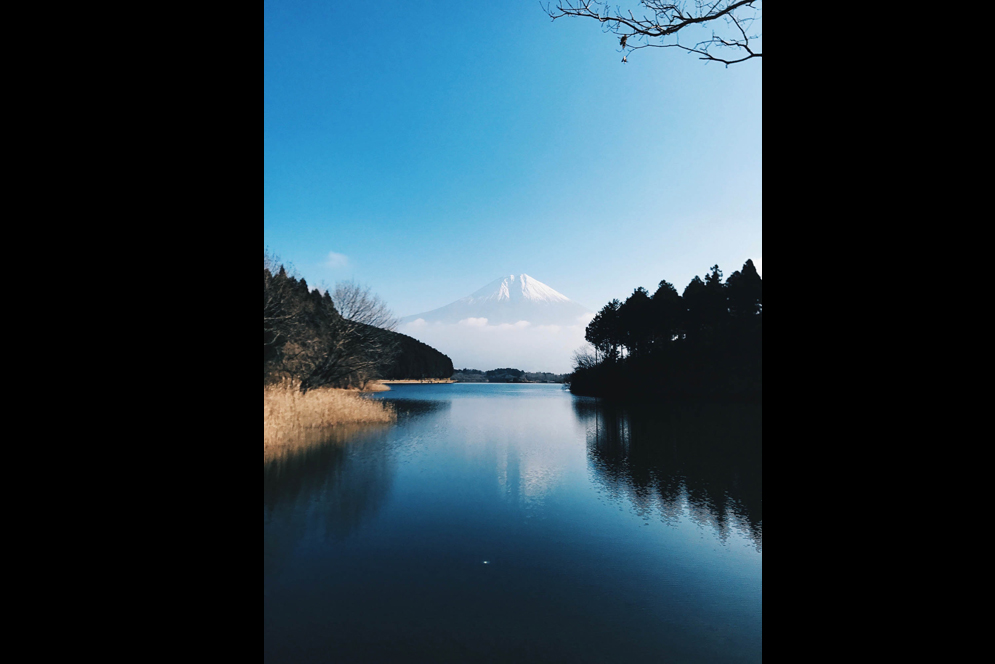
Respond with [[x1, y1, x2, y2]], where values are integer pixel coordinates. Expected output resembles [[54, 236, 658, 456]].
[[264, 384, 762, 663]]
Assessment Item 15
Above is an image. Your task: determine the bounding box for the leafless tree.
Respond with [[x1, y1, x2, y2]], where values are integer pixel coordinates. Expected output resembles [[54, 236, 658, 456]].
[[572, 345, 599, 370], [543, 1, 761, 66], [299, 281, 400, 391], [332, 280, 398, 332]]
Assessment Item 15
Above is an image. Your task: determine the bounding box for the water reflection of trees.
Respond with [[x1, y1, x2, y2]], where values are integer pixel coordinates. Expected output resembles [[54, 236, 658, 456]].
[[264, 424, 392, 534], [264, 399, 452, 574], [573, 398, 762, 549], [384, 398, 452, 420], [264, 424, 395, 580]]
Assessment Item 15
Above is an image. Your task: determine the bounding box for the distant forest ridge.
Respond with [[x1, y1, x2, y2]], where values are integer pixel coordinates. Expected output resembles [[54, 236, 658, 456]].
[[452, 368, 568, 383]]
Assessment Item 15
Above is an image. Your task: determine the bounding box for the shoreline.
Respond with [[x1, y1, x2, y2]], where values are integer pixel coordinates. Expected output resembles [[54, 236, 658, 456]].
[[378, 379, 454, 384]]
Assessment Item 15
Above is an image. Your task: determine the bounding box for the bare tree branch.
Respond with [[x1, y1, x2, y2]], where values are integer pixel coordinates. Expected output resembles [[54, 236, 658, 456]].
[[542, 0, 761, 66], [332, 280, 398, 331], [572, 345, 599, 371]]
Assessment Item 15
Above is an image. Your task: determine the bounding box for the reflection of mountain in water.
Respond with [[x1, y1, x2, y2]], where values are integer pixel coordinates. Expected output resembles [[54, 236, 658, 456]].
[[493, 428, 570, 508], [573, 399, 762, 549]]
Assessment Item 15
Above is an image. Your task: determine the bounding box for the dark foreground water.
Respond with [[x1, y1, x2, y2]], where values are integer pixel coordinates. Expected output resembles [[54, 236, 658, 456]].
[[264, 384, 762, 663]]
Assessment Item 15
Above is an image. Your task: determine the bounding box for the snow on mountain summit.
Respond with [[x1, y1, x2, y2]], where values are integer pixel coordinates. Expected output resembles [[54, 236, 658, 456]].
[[400, 274, 590, 326], [466, 274, 571, 304]]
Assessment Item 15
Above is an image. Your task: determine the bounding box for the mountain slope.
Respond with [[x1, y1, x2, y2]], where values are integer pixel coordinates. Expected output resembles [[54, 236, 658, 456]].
[[400, 274, 591, 326]]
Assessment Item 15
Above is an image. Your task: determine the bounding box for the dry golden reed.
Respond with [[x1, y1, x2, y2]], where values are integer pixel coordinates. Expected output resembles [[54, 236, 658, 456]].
[[264, 380, 396, 452]]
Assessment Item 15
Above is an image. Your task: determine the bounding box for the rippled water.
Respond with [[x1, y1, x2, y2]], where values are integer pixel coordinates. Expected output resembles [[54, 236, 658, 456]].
[[264, 384, 761, 663]]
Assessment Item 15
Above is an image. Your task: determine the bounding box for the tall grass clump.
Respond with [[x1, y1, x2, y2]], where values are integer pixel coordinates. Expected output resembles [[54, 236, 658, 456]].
[[264, 379, 395, 452]]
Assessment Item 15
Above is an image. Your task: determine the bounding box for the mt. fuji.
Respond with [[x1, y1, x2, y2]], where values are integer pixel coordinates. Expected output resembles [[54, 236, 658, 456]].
[[400, 274, 592, 326]]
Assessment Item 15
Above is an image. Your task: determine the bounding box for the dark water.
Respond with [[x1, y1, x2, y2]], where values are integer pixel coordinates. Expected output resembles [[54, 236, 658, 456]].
[[264, 384, 761, 663]]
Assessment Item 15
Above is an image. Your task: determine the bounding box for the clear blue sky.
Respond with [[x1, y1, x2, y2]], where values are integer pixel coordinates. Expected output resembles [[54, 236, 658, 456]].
[[264, 0, 762, 317]]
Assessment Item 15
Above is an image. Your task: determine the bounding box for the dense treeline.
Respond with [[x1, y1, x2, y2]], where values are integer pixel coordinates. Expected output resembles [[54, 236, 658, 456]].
[[487, 368, 524, 381], [450, 370, 489, 382], [264, 255, 453, 389], [524, 371, 567, 383], [570, 259, 762, 400]]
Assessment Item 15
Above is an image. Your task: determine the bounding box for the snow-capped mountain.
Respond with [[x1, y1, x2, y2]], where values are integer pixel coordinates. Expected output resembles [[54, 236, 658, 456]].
[[400, 274, 591, 326]]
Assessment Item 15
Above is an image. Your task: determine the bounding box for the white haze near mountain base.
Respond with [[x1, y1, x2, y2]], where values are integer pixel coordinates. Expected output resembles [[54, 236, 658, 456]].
[[400, 315, 594, 374], [398, 274, 595, 374]]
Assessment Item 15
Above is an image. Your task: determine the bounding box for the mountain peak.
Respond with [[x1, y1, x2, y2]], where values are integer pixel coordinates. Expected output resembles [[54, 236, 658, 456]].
[[466, 274, 571, 304], [400, 274, 589, 326]]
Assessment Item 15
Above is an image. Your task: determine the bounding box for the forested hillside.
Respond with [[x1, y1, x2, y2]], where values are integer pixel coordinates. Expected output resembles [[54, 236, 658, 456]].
[[380, 332, 454, 380], [264, 256, 452, 389]]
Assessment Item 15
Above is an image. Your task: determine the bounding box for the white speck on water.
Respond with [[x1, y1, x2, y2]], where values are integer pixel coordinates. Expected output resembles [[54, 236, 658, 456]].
[[482, 560, 489, 564]]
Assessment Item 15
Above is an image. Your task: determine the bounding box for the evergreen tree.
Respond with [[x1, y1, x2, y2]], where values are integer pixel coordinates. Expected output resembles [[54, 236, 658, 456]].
[[682, 276, 708, 341], [726, 259, 762, 318], [619, 287, 654, 357], [586, 299, 623, 362], [652, 280, 682, 343]]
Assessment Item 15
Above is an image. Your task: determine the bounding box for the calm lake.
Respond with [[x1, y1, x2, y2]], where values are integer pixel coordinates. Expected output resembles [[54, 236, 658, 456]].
[[264, 384, 762, 663]]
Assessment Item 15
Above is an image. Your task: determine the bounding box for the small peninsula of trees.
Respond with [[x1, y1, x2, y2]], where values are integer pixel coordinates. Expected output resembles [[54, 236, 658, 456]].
[[570, 259, 761, 399], [264, 254, 453, 389]]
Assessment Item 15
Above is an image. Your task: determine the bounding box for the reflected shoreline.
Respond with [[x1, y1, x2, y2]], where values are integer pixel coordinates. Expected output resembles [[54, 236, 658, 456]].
[[574, 398, 762, 549]]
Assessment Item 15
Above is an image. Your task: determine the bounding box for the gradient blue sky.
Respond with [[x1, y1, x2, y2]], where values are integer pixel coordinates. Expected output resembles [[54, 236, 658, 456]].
[[264, 0, 762, 317]]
